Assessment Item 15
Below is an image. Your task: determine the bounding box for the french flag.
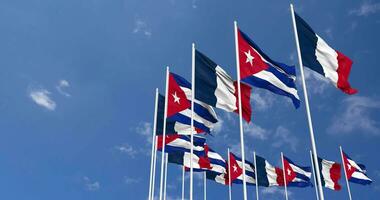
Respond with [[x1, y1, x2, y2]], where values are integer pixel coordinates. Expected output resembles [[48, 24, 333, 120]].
[[317, 157, 342, 191], [295, 12, 357, 95], [195, 49, 252, 122], [255, 154, 282, 187], [342, 151, 372, 185], [237, 28, 301, 108], [282, 156, 312, 187]]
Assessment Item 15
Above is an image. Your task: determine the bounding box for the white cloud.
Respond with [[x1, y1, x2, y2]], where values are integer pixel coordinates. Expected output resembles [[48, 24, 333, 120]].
[[272, 126, 298, 152], [133, 19, 152, 37], [212, 118, 223, 135], [124, 177, 141, 184], [350, 1, 380, 16], [29, 88, 56, 111], [261, 187, 292, 197], [244, 123, 269, 140], [191, 0, 198, 9], [115, 143, 138, 158], [136, 122, 153, 143], [56, 79, 71, 97], [324, 28, 333, 39], [251, 90, 275, 111], [83, 176, 100, 191], [328, 96, 380, 135]]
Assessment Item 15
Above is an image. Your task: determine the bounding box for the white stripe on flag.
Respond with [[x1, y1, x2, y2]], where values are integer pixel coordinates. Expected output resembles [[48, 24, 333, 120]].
[[321, 159, 336, 190], [289, 163, 311, 178], [253, 70, 300, 100], [315, 34, 339, 86], [215, 65, 237, 112]]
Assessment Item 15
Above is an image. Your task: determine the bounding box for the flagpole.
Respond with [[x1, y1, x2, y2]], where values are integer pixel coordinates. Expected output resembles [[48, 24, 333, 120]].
[[290, 4, 325, 200], [148, 88, 159, 200], [281, 152, 289, 200], [159, 67, 170, 200], [228, 148, 232, 200], [182, 166, 185, 200], [309, 150, 320, 200], [233, 20, 248, 200], [163, 153, 168, 200], [253, 151, 259, 200], [340, 146, 353, 200], [190, 42, 196, 200], [152, 136, 158, 200], [204, 171, 207, 200]]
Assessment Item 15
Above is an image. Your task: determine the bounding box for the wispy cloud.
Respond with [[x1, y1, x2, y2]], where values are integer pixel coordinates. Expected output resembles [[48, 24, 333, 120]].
[[83, 176, 100, 191], [261, 187, 292, 197], [303, 67, 330, 95], [251, 90, 275, 111], [133, 19, 152, 37], [349, 1, 380, 16], [191, 0, 198, 9], [244, 123, 269, 140], [114, 143, 138, 158], [29, 88, 56, 111], [328, 96, 380, 135], [136, 122, 153, 143], [124, 177, 141, 184], [56, 79, 71, 97], [272, 126, 298, 152]]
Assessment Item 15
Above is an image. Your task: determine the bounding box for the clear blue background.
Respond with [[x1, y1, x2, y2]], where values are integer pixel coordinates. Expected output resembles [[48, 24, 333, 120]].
[[0, 0, 379, 199]]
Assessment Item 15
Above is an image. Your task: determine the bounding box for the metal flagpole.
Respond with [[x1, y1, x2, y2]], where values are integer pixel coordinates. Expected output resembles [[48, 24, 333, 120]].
[[159, 67, 170, 200], [289, 4, 325, 200], [204, 171, 207, 200], [149, 89, 159, 200], [253, 151, 259, 200], [281, 152, 289, 200], [182, 166, 185, 200], [190, 43, 196, 200], [164, 153, 168, 200], [340, 146, 353, 200], [233, 20, 248, 200], [228, 148, 232, 200], [152, 136, 158, 200], [309, 150, 320, 200]]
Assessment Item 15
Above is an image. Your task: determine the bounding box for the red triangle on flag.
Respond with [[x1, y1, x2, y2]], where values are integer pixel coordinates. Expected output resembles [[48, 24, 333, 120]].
[[167, 73, 191, 117]]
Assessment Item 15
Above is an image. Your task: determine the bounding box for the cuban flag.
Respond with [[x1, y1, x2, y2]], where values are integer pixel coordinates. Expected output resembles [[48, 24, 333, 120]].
[[237, 28, 300, 108], [294, 12, 357, 95], [317, 157, 342, 191], [156, 134, 206, 155], [188, 144, 227, 174], [282, 156, 312, 187], [167, 73, 218, 134], [156, 94, 203, 135], [168, 151, 211, 170], [342, 151, 372, 185], [226, 152, 256, 185], [195, 49, 252, 122]]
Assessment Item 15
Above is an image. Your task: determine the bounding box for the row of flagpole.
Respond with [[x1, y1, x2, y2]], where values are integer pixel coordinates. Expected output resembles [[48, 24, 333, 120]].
[[146, 3, 361, 200]]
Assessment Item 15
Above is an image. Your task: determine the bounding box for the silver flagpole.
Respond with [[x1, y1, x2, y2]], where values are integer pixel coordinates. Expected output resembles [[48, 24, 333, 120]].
[[152, 136, 158, 200], [253, 151, 259, 200], [309, 150, 320, 200], [190, 43, 196, 200], [148, 89, 159, 200], [163, 153, 168, 200], [204, 171, 207, 200], [159, 67, 170, 200], [289, 4, 325, 200], [182, 166, 185, 200], [228, 148, 232, 200], [233, 20, 248, 200], [281, 152, 288, 200], [340, 146, 353, 200]]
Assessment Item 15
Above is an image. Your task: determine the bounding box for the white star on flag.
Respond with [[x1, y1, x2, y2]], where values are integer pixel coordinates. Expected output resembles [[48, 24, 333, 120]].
[[244, 50, 254, 66], [287, 169, 292, 176], [172, 92, 180, 104], [233, 164, 238, 172], [347, 163, 352, 170]]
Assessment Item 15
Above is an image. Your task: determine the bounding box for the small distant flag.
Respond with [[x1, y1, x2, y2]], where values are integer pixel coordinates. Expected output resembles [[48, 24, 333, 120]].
[[282, 156, 312, 187], [255, 155, 282, 187], [316, 157, 342, 191], [342, 151, 372, 185], [195, 49, 252, 122], [227, 152, 256, 185], [167, 73, 218, 134], [294, 13, 357, 95], [237, 28, 300, 108]]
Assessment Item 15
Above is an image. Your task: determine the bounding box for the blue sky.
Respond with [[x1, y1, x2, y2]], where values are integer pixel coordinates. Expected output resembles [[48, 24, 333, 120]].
[[0, 0, 379, 199]]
